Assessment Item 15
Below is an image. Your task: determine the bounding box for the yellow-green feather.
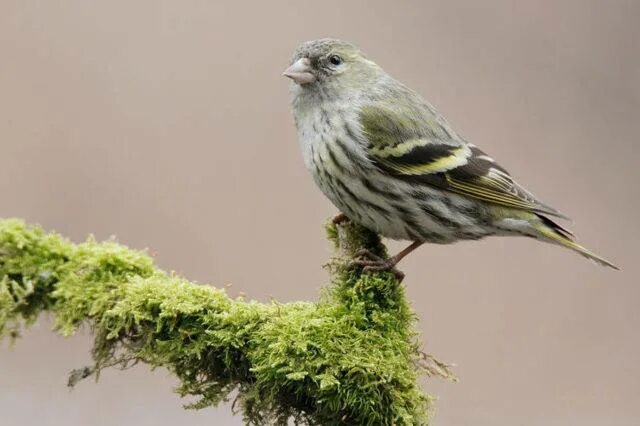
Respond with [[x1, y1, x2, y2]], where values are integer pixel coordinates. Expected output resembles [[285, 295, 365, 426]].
[[535, 224, 619, 269], [359, 103, 566, 218]]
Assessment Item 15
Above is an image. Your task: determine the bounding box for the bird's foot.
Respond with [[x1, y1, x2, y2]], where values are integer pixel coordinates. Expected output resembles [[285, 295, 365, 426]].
[[351, 249, 405, 282], [353, 248, 385, 263], [332, 213, 350, 225]]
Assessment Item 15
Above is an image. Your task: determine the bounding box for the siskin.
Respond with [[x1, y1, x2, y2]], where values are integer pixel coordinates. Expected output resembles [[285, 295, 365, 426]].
[[283, 38, 617, 275]]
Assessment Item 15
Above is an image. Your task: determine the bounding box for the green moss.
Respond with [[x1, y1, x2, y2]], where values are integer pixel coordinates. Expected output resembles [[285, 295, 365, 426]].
[[0, 218, 453, 425]]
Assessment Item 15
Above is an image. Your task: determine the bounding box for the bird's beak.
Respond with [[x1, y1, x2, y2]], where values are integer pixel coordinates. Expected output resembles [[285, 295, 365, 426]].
[[282, 58, 315, 85]]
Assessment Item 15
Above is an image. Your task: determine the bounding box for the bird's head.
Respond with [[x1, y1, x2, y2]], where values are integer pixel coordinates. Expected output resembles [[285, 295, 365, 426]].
[[283, 39, 381, 97]]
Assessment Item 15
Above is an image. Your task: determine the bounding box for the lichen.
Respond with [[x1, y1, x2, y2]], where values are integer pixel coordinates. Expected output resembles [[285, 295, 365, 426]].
[[0, 218, 454, 425]]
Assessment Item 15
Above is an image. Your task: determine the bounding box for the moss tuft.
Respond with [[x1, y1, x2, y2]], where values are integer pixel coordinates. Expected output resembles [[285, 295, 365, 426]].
[[0, 218, 453, 425]]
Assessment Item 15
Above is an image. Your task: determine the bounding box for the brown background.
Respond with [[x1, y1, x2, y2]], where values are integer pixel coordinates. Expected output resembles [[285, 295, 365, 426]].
[[1, 1, 638, 425]]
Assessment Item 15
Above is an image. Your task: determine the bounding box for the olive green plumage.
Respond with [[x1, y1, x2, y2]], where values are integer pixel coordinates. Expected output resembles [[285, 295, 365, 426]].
[[285, 38, 617, 269]]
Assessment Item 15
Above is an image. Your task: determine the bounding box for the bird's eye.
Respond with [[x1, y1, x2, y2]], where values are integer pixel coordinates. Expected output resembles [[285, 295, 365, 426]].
[[328, 55, 343, 66]]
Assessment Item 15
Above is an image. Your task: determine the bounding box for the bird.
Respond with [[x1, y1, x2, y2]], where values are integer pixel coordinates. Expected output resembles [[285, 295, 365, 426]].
[[283, 38, 618, 276]]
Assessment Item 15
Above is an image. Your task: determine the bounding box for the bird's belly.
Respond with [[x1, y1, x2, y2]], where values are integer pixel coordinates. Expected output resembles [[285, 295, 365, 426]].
[[310, 155, 491, 243], [297, 110, 493, 243], [314, 171, 413, 240]]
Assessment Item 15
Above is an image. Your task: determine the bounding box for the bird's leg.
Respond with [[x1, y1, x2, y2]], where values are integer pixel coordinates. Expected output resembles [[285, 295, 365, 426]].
[[352, 241, 424, 281], [332, 212, 350, 225], [388, 240, 425, 265]]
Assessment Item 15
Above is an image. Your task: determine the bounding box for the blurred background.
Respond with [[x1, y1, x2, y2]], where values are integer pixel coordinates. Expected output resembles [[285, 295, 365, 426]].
[[1, 1, 638, 425]]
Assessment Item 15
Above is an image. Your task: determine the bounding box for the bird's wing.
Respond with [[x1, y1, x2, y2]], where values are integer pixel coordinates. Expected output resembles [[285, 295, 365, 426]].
[[359, 103, 568, 219]]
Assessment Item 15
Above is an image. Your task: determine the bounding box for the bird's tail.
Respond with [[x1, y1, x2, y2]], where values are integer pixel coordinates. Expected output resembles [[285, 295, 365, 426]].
[[534, 214, 619, 270]]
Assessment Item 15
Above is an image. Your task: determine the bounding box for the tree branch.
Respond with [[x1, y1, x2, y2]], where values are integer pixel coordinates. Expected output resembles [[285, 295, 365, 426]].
[[0, 218, 454, 425]]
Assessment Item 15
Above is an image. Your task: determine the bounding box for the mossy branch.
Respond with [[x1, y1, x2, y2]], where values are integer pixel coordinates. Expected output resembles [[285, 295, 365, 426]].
[[0, 218, 454, 425]]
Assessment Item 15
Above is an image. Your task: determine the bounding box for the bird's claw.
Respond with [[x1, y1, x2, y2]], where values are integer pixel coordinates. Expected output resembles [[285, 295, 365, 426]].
[[351, 249, 405, 281], [354, 248, 384, 262], [362, 263, 405, 282], [332, 213, 350, 225]]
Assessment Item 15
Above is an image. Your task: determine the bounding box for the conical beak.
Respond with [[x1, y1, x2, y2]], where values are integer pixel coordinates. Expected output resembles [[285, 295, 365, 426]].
[[282, 58, 315, 85]]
